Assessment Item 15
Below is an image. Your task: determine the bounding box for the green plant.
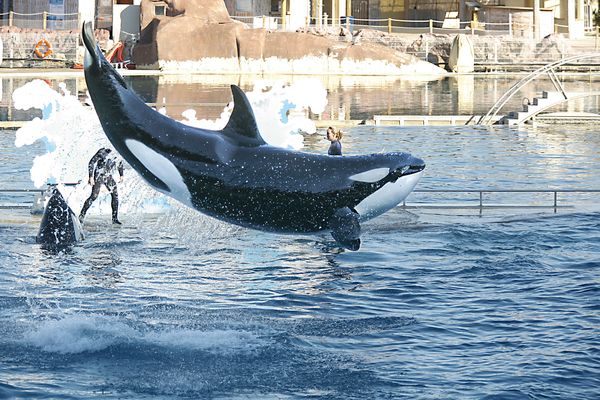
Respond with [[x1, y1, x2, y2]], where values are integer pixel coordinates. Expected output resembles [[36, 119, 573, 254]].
[[594, 9, 600, 28]]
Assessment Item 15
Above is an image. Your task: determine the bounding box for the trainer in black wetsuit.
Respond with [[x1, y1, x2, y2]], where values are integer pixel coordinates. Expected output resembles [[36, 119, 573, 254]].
[[79, 148, 124, 224]]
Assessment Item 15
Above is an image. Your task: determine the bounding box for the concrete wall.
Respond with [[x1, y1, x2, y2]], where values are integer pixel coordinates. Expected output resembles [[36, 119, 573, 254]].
[[114, 5, 141, 42], [228, 0, 271, 16], [406, 0, 459, 21], [378, 0, 405, 19], [483, 7, 554, 37], [79, 2, 96, 25]]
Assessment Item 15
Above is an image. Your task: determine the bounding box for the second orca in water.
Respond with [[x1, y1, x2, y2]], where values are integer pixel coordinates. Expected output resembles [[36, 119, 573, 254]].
[[36, 187, 84, 251], [81, 22, 424, 250]]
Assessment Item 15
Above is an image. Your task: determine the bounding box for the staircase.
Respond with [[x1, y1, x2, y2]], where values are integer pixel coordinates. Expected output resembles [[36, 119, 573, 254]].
[[503, 91, 568, 125], [502, 90, 600, 125]]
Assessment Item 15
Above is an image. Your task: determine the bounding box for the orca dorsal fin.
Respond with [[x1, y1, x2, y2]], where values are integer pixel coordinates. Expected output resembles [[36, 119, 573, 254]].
[[222, 85, 267, 147]]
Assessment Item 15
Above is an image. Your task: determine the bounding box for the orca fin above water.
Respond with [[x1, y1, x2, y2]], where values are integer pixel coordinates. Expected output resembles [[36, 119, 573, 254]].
[[329, 207, 361, 251], [221, 85, 267, 147]]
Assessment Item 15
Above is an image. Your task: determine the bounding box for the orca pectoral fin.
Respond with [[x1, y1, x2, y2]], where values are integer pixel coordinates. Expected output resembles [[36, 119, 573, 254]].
[[329, 207, 361, 251]]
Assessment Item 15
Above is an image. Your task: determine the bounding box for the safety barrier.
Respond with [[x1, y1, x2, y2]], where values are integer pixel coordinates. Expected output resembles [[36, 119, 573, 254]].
[[0, 188, 45, 209], [1, 187, 598, 211], [232, 14, 600, 40], [0, 11, 80, 30], [404, 189, 600, 210]]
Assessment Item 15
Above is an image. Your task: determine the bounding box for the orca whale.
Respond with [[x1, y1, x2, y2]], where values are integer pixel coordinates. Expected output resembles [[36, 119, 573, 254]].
[[81, 22, 424, 250], [36, 187, 84, 251]]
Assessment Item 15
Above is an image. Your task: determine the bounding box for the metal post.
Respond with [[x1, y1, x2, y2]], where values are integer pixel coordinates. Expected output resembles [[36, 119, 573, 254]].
[[317, 0, 323, 28], [471, 20, 475, 35], [282, 0, 287, 30], [262, 15, 266, 29], [494, 41, 498, 63], [8, 11, 13, 27], [43, 11, 47, 30], [479, 191, 483, 208], [429, 19, 433, 34], [508, 13, 512, 36], [331, 0, 336, 27], [533, 0, 540, 40], [388, 18, 392, 33]]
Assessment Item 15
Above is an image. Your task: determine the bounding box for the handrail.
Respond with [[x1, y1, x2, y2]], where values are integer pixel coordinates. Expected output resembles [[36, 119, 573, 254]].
[[0, 189, 45, 193], [406, 189, 600, 209], [1, 188, 597, 210], [477, 53, 600, 125]]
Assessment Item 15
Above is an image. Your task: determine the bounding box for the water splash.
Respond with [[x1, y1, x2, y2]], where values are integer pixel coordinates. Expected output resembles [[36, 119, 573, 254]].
[[23, 314, 264, 354], [12, 78, 327, 224], [178, 78, 327, 149]]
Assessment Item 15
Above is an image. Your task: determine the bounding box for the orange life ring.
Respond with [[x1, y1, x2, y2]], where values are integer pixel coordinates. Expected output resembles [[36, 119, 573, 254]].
[[34, 38, 53, 59]]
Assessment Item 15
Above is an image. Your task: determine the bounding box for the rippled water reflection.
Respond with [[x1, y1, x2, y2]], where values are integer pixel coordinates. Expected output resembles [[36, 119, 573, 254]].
[[1, 75, 599, 399]]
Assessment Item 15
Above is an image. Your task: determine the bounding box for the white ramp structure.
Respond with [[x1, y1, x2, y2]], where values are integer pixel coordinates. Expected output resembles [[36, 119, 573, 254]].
[[478, 53, 600, 125]]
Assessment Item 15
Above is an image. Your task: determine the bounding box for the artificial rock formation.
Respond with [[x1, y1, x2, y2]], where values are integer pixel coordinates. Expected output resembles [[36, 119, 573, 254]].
[[132, 0, 445, 75]]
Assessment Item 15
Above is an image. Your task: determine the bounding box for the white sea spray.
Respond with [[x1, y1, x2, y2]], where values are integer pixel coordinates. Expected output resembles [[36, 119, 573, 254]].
[[11, 78, 327, 230]]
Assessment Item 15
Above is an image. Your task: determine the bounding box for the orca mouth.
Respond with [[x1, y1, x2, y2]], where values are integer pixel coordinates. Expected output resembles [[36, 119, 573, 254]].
[[392, 160, 426, 179], [403, 163, 426, 176]]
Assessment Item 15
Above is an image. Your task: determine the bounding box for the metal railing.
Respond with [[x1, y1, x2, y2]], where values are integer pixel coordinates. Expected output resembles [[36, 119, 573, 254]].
[[0, 11, 80, 30], [0, 188, 45, 209], [232, 15, 512, 36], [232, 14, 600, 39], [404, 189, 600, 210], [1, 187, 597, 211]]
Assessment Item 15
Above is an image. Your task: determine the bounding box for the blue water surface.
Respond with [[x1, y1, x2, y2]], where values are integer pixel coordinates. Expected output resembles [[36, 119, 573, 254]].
[[1, 118, 600, 398]]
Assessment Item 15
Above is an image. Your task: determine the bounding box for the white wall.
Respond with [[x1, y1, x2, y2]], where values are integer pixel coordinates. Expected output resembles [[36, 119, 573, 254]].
[[288, 0, 310, 30], [78, 1, 95, 27]]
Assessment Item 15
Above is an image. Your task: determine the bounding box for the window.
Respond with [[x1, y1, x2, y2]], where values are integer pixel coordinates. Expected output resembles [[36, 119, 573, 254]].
[[155, 5, 165, 16]]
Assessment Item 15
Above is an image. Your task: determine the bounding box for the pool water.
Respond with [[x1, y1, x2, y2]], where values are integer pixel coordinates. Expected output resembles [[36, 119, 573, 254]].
[[1, 79, 600, 398]]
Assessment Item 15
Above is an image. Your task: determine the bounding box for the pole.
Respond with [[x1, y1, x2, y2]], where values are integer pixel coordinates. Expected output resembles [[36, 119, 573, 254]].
[[429, 19, 433, 34], [533, 0, 540, 40], [388, 18, 392, 33], [9, 10, 13, 27], [43, 11, 47, 30], [282, 0, 287, 31]]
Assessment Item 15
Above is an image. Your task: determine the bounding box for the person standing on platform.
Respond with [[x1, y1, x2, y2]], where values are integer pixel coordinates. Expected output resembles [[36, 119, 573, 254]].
[[326, 126, 343, 156], [79, 148, 124, 225]]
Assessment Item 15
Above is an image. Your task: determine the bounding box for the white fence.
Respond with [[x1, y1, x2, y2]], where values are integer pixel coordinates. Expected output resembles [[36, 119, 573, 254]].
[[234, 15, 586, 37], [0, 11, 80, 31]]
